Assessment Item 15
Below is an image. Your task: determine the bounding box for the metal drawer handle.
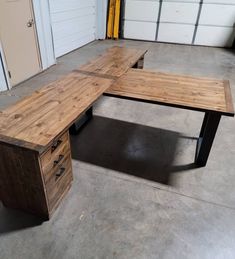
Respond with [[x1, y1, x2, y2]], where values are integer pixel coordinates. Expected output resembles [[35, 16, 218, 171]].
[[56, 167, 65, 178], [51, 139, 62, 152], [54, 155, 64, 166]]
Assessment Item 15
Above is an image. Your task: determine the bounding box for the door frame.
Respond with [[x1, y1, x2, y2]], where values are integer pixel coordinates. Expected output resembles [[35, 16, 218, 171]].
[[32, 0, 56, 70], [0, 42, 10, 91], [96, 0, 109, 39]]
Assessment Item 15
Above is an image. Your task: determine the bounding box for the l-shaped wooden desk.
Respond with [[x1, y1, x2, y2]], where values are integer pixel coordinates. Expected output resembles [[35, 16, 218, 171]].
[[0, 47, 234, 219]]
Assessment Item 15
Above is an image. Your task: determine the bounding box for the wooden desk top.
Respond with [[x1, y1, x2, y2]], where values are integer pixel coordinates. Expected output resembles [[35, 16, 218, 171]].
[[0, 46, 233, 153], [0, 47, 146, 152], [105, 69, 234, 116], [0, 72, 113, 152], [79, 46, 147, 77]]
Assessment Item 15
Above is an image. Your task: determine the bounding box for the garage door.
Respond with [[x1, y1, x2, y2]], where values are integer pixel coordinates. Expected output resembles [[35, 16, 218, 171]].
[[123, 0, 235, 47], [49, 0, 96, 57]]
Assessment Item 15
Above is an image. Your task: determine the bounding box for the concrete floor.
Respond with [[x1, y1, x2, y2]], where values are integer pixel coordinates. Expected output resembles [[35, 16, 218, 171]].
[[0, 40, 235, 259]]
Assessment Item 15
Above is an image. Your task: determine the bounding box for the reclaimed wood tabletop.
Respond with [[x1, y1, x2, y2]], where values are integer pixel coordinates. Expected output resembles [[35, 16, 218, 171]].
[[0, 71, 113, 150], [105, 68, 234, 116], [79, 46, 147, 77]]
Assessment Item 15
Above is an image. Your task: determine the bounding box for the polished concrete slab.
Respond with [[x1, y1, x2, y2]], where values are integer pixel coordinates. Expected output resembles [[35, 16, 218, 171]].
[[0, 40, 235, 259]]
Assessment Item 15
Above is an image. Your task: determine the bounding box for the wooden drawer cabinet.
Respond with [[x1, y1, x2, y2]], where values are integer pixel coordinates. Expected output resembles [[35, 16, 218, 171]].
[[40, 132, 73, 214], [0, 131, 73, 219], [40, 132, 71, 182], [46, 158, 73, 214], [0, 47, 147, 219]]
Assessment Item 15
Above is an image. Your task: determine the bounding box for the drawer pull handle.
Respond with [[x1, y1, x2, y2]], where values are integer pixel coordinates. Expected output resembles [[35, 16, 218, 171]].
[[51, 139, 62, 152], [54, 155, 64, 166], [56, 167, 65, 178]]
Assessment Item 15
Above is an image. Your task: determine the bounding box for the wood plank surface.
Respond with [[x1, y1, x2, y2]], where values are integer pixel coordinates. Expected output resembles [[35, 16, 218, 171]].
[[0, 143, 49, 218], [40, 131, 71, 183], [105, 69, 234, 116], [0, 71, 113, 149], [79, 46, 147, 77]]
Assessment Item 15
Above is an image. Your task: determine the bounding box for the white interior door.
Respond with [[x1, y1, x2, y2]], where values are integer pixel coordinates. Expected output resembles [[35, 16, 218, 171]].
[[49, 0, 97, 58], [0, 0, 41, 86]]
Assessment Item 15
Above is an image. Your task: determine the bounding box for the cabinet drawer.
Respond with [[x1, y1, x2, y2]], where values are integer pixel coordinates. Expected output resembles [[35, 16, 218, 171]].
[[46, 155, 73, 213], [40, 131, 70, 183]]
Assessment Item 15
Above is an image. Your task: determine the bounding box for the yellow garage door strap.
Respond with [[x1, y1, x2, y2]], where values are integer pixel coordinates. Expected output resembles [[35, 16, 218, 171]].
[[107, 0, 121, 39]]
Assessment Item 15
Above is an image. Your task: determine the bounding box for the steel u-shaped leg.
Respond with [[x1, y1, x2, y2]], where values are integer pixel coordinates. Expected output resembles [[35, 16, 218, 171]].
[[195, 112, 221, 167], [69, 107, 93, 134]]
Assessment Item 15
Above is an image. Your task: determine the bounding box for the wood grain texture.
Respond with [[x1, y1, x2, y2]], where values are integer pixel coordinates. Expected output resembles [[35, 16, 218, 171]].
[[0, 47, 147, 219], [224, 80, 234, 115], [74, 69, 118, 80], [40, 131, 70, 183], [46, 156, 73, 213], [43, 131, 73, 215], [105, 69, 234, 116], [0, 72, 113, 150], [0, 143, 49, 218], [0, 134, 45, 153], [0, 130, 73, 219], [79, 46, 147, 77], [0, 46, 233, 220]]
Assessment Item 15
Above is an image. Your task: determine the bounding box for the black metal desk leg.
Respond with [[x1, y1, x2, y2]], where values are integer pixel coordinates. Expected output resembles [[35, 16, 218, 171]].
[[69, 107, 93, 134], [195, 112, 221, 167], [132, 56, 144, 69], [199, 112, 209, 138]]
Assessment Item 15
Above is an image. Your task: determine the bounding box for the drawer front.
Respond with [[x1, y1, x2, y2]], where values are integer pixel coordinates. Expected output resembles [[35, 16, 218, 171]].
[[40, 131, 73, 213], [46, 156, 73, 212], [40, 131, 70, 183]]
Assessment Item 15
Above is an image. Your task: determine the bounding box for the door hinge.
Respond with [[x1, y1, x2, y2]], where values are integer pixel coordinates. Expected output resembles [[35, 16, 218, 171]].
[[8, 71, 11, 78]]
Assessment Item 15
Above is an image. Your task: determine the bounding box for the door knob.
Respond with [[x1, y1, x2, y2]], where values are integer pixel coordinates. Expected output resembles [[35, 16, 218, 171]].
[[27, 19, 34, 27]]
